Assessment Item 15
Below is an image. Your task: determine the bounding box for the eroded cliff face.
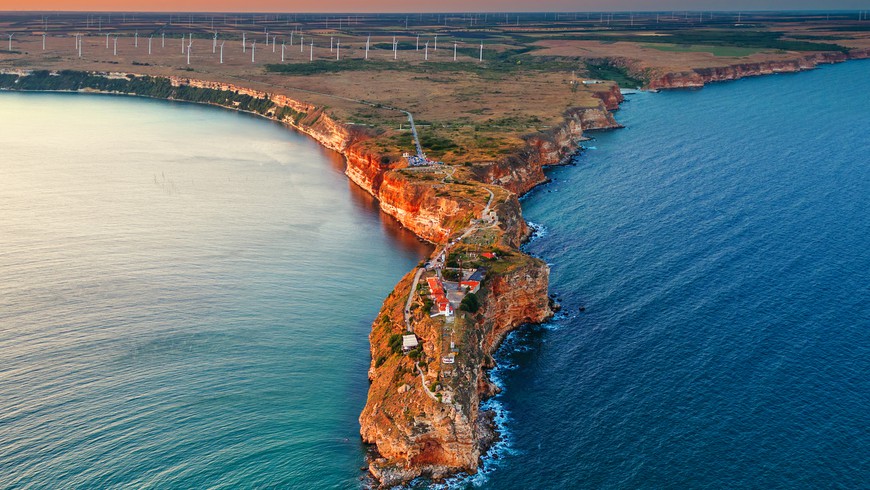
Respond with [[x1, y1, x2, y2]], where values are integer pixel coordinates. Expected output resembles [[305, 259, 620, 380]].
[[359, 254, 552, 487], [647, 50, 870, 89], [473, 100, 623, 196], [377, 171, 478, 244]]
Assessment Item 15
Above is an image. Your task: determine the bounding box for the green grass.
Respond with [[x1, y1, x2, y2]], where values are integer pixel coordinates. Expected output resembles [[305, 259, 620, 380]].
[[641, 43, 765, 57], [584, 61, 646, 88]]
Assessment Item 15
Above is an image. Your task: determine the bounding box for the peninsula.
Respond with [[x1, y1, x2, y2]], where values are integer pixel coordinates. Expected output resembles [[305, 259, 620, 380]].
[[3, 11, 867, 486]]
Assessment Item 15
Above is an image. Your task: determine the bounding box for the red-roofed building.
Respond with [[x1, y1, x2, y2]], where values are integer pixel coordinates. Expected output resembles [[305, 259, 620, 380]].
[[433, 293, 454, 317], [427, 277, 444, 296], [460, 280, 481, 294], [481, 252, 496, 259]]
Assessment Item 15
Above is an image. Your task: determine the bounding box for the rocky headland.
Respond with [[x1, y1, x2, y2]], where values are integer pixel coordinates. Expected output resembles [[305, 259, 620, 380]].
[[2, 48, 865, 485]]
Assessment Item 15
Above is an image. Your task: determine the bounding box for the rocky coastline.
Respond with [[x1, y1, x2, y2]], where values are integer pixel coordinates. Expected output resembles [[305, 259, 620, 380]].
[[2, 51, 865, 486]]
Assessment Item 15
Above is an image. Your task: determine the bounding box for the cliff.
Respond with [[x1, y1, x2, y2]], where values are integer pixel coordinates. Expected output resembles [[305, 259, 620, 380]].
[[359, 252, 551, 487], [472, 95, 623, 196], [646, 49, 870, 89]]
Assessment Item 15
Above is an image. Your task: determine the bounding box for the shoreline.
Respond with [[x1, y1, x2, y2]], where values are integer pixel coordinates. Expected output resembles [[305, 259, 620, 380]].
[[2, 53, 866, 487]]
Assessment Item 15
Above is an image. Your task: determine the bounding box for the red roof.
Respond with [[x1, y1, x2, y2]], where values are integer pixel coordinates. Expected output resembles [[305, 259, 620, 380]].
[[427, 277, 444, 295], [482, 252, 496, 259], [460, 280, 480, 290]]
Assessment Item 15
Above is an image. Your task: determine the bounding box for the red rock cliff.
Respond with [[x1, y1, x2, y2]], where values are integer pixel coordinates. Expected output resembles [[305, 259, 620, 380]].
[[359, 253, 552, 487], [473, 99, 623, 196], [647, 50, 870, 89]]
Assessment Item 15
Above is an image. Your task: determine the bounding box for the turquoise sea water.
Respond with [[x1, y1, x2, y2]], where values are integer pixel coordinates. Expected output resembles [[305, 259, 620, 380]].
[[0, 93, 430, 488], [478, 60, 870, 488]]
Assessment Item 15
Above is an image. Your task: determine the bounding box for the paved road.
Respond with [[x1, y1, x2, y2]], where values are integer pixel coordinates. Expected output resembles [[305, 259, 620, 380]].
[[404, 267, 425, 333]]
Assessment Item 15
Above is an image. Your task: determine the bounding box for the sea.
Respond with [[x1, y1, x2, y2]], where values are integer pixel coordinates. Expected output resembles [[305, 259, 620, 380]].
[[0, 92, 430, 489], [1, 58, 868, 490], [475, 59, 869, 489]]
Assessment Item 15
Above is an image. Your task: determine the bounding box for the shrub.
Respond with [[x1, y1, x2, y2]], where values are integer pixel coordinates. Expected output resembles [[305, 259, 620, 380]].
[[460, 293, 480, 313], [388, 333, 403, 355]]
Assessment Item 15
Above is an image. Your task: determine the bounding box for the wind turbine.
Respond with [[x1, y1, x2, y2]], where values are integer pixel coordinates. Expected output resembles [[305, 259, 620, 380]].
[[162, 32, 165, 48], [7, 33, 12, 52], [272, 34, 276, 52], [434, 34, 437, 50], [242, 32, 246, 53], [300, 35, 304, 52], [113, 36, 118, 56], [453, 41, 457, 61], [290, 31, 293, 46], [213, 32, 217, 53], [220, 41, 225, 63], [330, 36, 333, 52], [309, 39, 313, 61], [42, 33, 46, 50], [251, 40, 255, 62], [106, 33, 109, 48], [148, 35, 152, 54], [134, 31, 138, 48], [393, 35, 397, 59], [336, 39, 340, 60], [424, 41, 428, 60], [77, 34, 82, 57], [416, 34, 419, 50], [365, 34, 370, 59], [281, 40, 285, 61], [479, 41, 483, 62], [187, 38, 191, 65]]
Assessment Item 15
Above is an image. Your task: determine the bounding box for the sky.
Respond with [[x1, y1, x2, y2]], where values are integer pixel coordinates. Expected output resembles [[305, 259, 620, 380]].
[[1, 0, 867, 13]]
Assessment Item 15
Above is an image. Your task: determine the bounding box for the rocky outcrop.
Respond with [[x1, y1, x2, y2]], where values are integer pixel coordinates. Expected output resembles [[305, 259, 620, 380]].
[[591, 83, 625, 111], [359, 254, 552, 487], [647, 49, 870, 89], [473, 100, 623, 196], [377, 171, 477, 244]]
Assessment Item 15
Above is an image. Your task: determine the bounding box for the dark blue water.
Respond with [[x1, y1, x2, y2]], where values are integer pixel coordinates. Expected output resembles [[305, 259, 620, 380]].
[[481, 60, 870, 488]]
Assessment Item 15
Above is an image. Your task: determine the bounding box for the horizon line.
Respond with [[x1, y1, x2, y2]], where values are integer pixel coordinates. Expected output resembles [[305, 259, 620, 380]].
[[1, 9, 867, 14]]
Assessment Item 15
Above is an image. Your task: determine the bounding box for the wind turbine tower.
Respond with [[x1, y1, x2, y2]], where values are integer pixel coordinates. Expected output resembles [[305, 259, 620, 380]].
[[220, 41, 225, 63], [365, 34, 370, 59], [148, 35, 152, 54], [453, 41, 457, 61], [7, 33, 12, 52], [424, 41, 428, 60], [187, 39, 191, 64], [135, 31, 138, 48], [242, 32, 246, 53], [42, 33, 46, 50], [336, 39, 340, 60], [281, 40, 285, 61], [479, 41, 483, 61], [213, 32, 217, 53], [113, 36, 118, 56], [310, 39, 313, 61], [106, 33, 109, 48], [252, 40, 255, 62], [434, 34, 437, 50]]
